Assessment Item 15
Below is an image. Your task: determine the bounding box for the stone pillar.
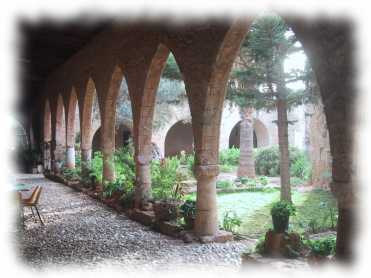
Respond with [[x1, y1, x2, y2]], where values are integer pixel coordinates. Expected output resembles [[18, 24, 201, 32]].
[[43, 141, 51, 172], [103, 150, 115, 183], [134, 158, 152, 209], [66, 146, 75, 169], [194, 164, 219, 236], [81, 148, 92, 173], [50, 139, 60, 173]]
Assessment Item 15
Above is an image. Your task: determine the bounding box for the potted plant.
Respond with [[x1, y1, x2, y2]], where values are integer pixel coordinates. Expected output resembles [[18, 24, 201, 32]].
[[180, 200, 196, 229], [152, 158, 185, 221], [270, 200, 296, 233]]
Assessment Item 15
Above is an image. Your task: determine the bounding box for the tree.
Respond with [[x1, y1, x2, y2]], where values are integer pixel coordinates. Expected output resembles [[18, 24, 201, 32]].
[[227, 15, 314, 202]]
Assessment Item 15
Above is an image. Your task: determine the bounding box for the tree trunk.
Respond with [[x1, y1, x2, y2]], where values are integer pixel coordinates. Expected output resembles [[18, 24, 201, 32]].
[[276, 97, 291, 202], [237, 107, 256, 178]]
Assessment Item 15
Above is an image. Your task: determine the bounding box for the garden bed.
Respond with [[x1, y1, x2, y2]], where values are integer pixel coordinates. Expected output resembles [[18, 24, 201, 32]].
[[44, 173, 233, 244]]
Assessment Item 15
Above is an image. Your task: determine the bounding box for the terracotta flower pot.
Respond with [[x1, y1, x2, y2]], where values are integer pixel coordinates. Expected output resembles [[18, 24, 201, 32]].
[[272, 215, 289, 233]]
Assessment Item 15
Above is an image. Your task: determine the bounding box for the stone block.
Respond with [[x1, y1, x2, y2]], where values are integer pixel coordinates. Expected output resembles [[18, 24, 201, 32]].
[[199, 230, 233, 243], [130, 209, 156, 226], [156, 221, 182, 237]]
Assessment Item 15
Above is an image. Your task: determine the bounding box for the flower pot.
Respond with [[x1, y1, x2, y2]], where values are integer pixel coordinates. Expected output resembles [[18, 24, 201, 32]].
[[272, 215, 289, 233], [153, 200, 182, 221]]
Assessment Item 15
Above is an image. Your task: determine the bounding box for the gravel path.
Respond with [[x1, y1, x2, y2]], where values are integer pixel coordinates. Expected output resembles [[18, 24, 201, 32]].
[[15, 174, 256, 272]]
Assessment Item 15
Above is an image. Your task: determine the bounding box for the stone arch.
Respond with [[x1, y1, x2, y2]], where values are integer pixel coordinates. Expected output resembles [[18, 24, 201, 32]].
[[116, 121, 133, 148], [54, 94, 66, 169], [100, 65, 126, 182], [80, 78, 99, 152], [125, 43, 171, 208], [229, 118, 269, 148], [65, 87, 79, 168], [66, 87, 78, 147], [78, 77, 101, 171], [43, 99, 52, 171], [91, 121, 132, 153], [164, 120, 194, 157], [43, 99, 52, 143]]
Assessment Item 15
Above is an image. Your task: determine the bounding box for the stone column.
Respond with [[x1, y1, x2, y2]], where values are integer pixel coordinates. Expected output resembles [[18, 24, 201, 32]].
[[50, 139, 59, 174], [81, 148, 92, 173], [103, 150, 115, 183], [43, 141, 51, 172], [66, 146, 75, 169], [134, 154, 152, 209], [194, 164, 219, 236]]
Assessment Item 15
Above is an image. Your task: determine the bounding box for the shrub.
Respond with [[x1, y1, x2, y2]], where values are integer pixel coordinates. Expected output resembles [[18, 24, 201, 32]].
[[219, 147, 240, 166], [290, 152, 312, 180], [271, 200, 296, 232], [304, 235, 336, 256], [114, 146, 135, 191], [222, 210, 242, 233], [151, 157, 183, 201], [62, 167, 81, 181], [290, 177, 305, 186], [258, 176, 269, 186], [216, 180, 234, 189], [102, 145, 136, 198], [90, 151, 103, 183], [180, 200, 196, 218], [255, 236, 266, 254], [219, 164, 235, 173], [255, 146, 312, 179], [271, 201, 296, 218]]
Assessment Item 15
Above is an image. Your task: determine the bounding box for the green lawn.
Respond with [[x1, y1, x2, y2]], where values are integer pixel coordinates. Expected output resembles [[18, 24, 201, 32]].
[[189, 188, 337, 238]]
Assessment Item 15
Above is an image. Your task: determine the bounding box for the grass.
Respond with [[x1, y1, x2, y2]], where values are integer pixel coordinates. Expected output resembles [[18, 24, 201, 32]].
[[186, 187, 337, 238]]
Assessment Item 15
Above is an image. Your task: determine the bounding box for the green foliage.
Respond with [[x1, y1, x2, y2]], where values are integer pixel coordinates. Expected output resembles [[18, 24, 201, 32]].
[[62, 167, 81, 181], [179, 151, 195, 176], [90, 151, 103, 183], [102, 145, 136, 198], [258, 176, 269, 186], [151, 157, 183, 201], [271, 200, 296, 218], [290, 151, 312, 180], [238, 176, 269, 189], [162, 53, 183, 81], [219, 164, 236, 173], [290, 177, 305, 186], [222, 210, 242, 233], [254, 145, 312, 178], [219, 147, 240, 166], [103, 179, 123, 198], [180, 200, 196, 218], [255, 236, 266, 254], [216, 180, 234, 189], [304, 235, 336, 256], [113, 146, 135, 190]]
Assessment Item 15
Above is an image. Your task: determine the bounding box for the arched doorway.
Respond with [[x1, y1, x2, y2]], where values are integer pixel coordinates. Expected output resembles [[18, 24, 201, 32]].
[[164, 120, 193, 157], [229, 119, 269, 149]]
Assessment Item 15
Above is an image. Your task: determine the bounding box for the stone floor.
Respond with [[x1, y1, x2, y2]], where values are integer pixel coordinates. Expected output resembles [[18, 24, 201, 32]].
[[14, 174, 311, 273]]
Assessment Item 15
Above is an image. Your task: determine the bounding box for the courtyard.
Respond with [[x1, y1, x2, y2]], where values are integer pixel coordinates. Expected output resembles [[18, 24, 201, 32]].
[[10, 8, 357, 274]]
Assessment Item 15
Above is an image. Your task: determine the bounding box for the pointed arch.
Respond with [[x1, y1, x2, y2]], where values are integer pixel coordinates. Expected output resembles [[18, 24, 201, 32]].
[[80, 78, 98, 151], [100, 65, 125, 182], [66, 87, 78, 147], [44, 99, 52, 143]]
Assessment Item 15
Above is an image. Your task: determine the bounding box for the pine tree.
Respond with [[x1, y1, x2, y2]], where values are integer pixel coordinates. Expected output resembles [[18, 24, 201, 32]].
[[227, 15, 315, 202]]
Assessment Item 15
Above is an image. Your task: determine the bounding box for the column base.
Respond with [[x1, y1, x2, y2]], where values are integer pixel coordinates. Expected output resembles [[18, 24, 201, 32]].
[[181, 230, 233, 244]]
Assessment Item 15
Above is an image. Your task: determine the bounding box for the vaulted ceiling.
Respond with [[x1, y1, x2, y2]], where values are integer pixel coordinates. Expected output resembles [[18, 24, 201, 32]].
[[19, 19, 112, 116]]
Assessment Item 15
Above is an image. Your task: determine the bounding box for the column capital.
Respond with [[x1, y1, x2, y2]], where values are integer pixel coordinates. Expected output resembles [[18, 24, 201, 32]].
[[194, 164, 219, 179]]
